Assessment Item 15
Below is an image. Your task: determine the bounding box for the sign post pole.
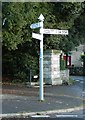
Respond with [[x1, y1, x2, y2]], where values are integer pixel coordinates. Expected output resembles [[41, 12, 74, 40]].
[[30, 14, 68, 101], [38, 14, 44, 101]]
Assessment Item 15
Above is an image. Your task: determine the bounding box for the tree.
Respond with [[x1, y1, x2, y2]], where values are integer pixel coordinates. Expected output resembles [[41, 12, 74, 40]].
[[2, 2, 82, 50], [2, 2, 84, 81]]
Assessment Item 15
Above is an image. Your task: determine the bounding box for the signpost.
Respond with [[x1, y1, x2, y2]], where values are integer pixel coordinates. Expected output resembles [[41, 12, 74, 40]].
[[32, 33, 42, 41], [30, 22, 42, 29], [40, 28, 68, 35], [30, 14, 68, 101], [38, 14, 44, 101]]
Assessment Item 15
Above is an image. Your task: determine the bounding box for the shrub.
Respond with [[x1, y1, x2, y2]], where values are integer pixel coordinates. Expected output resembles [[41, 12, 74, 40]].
[[81, 54, 85, 62], [60, 58, 66, 70]]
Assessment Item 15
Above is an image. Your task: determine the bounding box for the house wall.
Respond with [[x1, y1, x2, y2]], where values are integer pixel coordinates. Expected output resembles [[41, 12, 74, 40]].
[[71, 44, 84, 67]]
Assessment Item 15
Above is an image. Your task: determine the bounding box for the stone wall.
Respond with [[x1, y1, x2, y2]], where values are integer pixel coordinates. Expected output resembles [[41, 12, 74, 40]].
[[43, 50, 62, 85], [60, 69, 69, 82]]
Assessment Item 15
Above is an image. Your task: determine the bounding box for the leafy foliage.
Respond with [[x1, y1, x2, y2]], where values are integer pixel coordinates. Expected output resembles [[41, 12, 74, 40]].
[[60, 57, 66, 70], [81, 54, 85, 62], [2, 2, 85, 82]]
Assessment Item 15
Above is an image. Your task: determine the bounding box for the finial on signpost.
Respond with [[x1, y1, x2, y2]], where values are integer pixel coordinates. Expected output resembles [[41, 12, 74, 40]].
[[38, 14, 44, 21]]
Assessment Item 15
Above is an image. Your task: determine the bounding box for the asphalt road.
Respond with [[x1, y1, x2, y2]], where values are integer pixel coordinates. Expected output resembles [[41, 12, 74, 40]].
[[70, 76, 85, 85], [1, 76, 85, 118]]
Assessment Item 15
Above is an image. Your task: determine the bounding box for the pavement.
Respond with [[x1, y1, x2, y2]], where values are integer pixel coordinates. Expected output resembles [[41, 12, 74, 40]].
[[0, 76, 85, 118]]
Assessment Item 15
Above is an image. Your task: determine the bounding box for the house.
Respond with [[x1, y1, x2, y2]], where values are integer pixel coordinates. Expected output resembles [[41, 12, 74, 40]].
[[71, 44, 84, 67]]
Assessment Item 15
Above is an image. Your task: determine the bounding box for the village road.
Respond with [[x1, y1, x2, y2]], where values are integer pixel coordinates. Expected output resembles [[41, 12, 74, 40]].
[[1, 76, 84, 118]]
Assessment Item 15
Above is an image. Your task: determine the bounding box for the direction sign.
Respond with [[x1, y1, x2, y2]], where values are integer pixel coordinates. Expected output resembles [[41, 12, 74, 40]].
[[30, 22, 42, 29], [40, 29, 68, 35], [32, 33, 42, 40]]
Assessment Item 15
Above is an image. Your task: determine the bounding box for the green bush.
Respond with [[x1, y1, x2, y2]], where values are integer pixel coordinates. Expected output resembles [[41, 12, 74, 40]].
[[14, 71, 27, 82], [69, 77, 76, 84], [81, 54, 85, 62], [3, 50, 39, 83], [60, 58, 66, 70]]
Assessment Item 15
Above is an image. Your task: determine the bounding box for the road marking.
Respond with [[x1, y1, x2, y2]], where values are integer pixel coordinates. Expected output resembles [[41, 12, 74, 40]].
[[82, 92, 85, 97], [0, 106, 83, 118], [76, 80, 79, 82], [82, 92, 85, 93], [31, 115, 50, 118], [56, 115, 78, 117], [17, 100, 20, 102], [80, 81, 83, 84], [55, 101, 62, 104]]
